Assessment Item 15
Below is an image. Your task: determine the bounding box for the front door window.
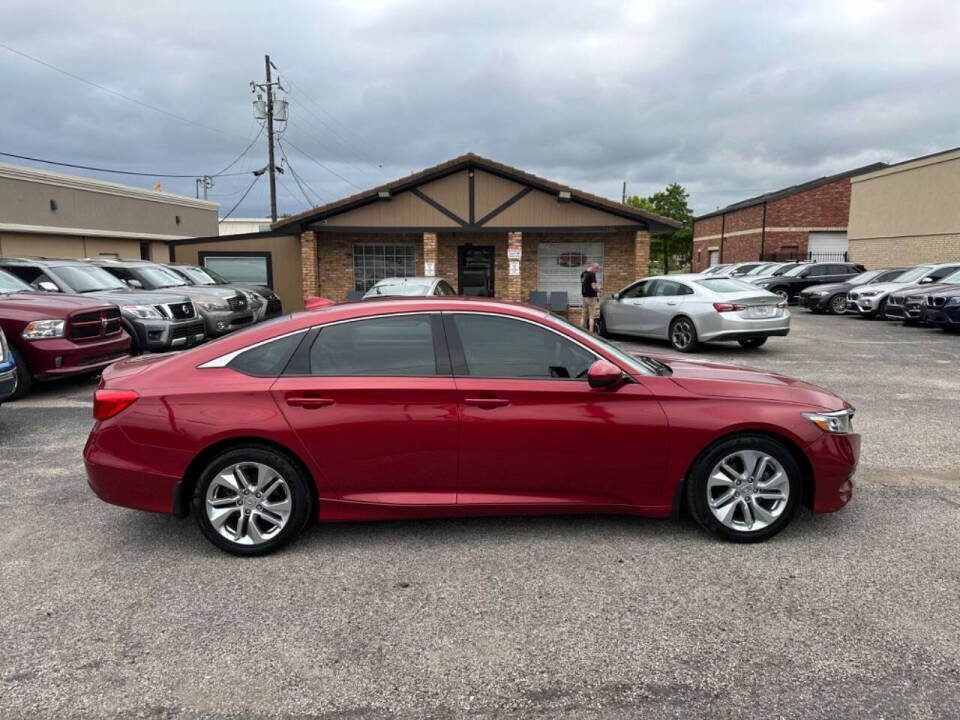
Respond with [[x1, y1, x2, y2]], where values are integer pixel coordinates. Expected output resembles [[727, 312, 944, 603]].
[[458, 245, 495, 296]]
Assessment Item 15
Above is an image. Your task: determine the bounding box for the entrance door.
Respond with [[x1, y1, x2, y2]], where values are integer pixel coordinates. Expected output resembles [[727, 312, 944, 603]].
[[709, 249, 720, 267], [458, 245, 495, 296]]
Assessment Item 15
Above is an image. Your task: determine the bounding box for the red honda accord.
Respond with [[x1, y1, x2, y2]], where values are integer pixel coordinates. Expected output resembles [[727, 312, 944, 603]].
[[85, 298, 858, 555]]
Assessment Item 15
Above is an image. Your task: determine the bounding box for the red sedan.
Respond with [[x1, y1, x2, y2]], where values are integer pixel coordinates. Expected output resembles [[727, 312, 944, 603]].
[[85, 298, 858, 555]]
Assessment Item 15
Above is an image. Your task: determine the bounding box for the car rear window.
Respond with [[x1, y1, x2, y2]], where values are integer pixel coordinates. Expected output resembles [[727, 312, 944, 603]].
[[696, 278, 761, 293], [228, 332, 304, 377]]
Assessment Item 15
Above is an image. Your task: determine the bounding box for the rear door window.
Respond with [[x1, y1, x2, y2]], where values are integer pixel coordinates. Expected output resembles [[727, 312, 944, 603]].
[[308, 314, 439, 376], [930, 266, 960, 281], [228, 333, 304, 377]]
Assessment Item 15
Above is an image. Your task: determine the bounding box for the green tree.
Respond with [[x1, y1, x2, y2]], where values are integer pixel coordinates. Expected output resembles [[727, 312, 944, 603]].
[[626, 182, 693, 273]]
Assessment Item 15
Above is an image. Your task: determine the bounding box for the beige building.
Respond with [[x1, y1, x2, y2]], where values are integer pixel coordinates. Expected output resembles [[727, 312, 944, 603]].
[[219, 217, 273, 235], [848, 147, 960, 267], [262, 152, 677, 323], [0, 162, 218, 260]]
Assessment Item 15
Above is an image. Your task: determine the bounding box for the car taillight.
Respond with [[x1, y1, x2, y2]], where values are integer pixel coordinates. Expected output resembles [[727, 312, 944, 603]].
[[713, 302, 746, 312], [777, 300, 788, 309], [93, 389, 139, 420]]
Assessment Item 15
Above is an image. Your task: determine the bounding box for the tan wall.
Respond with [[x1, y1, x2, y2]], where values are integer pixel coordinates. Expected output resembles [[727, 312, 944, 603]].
[[850, 235, 960, 269], [0, 174, 218, 237], [0, 232, 148, 259], [173, 235, 304, 311], [322, 191, 459, 227], [474, 170, 525, 218], [849, 151, 960, 241], [419, 171, 470, 220], [485, 188, 636, 227]]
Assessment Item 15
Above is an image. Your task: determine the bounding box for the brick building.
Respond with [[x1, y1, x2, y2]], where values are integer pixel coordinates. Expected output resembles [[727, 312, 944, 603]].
[[268, 153, 678, 322], [691, 163, 886, 272]]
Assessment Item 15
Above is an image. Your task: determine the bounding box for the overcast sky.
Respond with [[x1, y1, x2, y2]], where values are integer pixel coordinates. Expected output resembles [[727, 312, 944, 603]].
[[2, 0, 959, 219]]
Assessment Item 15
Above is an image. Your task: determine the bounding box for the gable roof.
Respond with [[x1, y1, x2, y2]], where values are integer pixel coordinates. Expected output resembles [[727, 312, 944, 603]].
[[695, 162, 889, 222], [271, 152, 681, 233]]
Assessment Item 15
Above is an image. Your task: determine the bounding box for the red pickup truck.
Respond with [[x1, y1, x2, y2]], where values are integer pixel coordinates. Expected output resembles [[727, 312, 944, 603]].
[[0, 269, 131, 398]]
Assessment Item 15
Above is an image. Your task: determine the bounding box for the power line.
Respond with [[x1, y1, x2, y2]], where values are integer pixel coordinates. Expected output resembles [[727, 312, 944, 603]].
[[219, 174, 263, 222], [277, 140, 326, 206], [0, 41, 242, 141], [0, 151, 250, 178], [211, 126, 264, 177], [283, 138, 364, 191]]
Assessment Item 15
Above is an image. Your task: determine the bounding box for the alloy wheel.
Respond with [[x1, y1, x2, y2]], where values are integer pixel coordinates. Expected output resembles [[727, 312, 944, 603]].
[[830, 294, 847, 314], [706, 450, 789, 532], [204, 462, 292, 546], [774, 289, 789, 302], [671, 318, 695, 350]]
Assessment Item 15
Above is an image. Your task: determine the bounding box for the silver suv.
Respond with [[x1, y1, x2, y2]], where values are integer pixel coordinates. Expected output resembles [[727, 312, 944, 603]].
[[847, 262, 960, 318]]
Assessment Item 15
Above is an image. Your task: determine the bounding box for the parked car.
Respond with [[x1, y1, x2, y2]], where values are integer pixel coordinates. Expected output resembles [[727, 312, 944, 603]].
[[798, 268, 908, 315], [744, 261, 807, 280], [750, 262, 865, 302], [597, 275, 789, 352], [727, 262, 776, 277], [847, 262, 960, 318], [0, 269, 130, 399], [884, 267, 960, 324], [920, 284, 960, 331], [90, 259, 255, 337], [0, 327, 16, 404], [0, 257, 205, 354], [362, 276, 458, 298], [84, 297, 858, 555], [699, 264, 732, 276], [165, 263, 283, 320]]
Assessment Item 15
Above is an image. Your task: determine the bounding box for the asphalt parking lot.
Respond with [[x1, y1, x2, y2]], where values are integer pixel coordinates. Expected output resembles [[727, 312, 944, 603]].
[[1, 310, 959, 719]]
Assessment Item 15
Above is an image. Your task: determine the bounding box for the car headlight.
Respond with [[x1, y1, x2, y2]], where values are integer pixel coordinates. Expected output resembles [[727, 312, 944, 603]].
[[803, 408, 855, 434], [946, 296, 960, 306], [22, 319, 65, 339], [858, 290, 880, 297], [122, 304, 163, 319], [196, 300, 228, 311]]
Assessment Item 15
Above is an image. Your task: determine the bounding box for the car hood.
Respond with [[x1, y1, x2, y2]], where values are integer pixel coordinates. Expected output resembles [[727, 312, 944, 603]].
[[638, 353, 847, 410], [0, 291, 111, 316], [172, 286, 240, 302], [923, 284, 960, 298], [799, 282, 851, 294], [894, 281, 960, 297], [850, 280, 915, 296], [78, 289, 193, 305]]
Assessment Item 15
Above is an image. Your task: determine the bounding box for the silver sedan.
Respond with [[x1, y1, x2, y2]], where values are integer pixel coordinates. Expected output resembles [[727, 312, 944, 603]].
[[597, 274, 790, 352], [362, 276, 457, 298]]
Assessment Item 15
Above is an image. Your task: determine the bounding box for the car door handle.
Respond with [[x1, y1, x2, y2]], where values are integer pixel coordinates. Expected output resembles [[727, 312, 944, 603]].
[[285, 395, 335, 409], [666, 301, 678, 306], [463, 397, 511, 409]]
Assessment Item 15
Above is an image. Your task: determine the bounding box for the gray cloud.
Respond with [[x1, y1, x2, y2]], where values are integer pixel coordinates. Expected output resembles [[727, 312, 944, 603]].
[[2, 0, 958, 218]]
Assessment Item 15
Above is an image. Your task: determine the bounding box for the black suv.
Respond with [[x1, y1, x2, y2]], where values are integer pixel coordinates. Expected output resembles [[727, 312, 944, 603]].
[[0, 257, 206, 353], [165, 263, 283, 320], [751, 262, 865, 302]]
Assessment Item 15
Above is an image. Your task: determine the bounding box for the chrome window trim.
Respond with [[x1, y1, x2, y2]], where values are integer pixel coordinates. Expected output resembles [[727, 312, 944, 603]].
[[198, 328, 309, 368]]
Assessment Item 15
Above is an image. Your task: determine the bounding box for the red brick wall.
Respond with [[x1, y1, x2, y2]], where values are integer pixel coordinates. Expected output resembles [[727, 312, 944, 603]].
[[691, 176, 854, 271]]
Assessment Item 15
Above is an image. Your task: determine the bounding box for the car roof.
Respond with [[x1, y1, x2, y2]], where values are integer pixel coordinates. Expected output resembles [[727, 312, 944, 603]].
[[0, 256, 96, 267], [371, 276, 438, 284]]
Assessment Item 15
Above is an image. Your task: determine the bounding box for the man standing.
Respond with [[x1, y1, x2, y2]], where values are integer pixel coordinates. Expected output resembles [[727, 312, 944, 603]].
[[580, 262, 600, 333]]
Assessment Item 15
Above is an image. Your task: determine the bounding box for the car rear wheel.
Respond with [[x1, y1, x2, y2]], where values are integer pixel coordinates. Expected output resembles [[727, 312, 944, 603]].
[[737, 337, 767, 349], [686, 435, 801, 543], [669, 317, 699, 353], [192, 446, 311, 556], [8, 346, 32, 400], [771, 287, 790, 303], [829, 294, 847, 314]]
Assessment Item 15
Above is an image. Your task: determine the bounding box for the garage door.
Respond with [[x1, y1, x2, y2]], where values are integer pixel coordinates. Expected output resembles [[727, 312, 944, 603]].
[[808, 232, 848, 261]]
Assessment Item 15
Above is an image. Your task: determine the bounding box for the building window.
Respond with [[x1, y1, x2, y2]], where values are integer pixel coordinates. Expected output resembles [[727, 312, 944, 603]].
[[536, 242, 603, 306], [199, 251, 273, 287], [353, 243, 416, 292]]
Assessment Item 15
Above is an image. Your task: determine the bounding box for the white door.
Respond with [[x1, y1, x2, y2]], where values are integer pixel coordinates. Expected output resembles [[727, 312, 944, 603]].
[[708, 249, 719, 267], [808, 232, 848, 260]]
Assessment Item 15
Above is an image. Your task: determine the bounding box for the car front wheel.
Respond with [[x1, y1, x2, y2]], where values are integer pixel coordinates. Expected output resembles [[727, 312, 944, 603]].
[[829, 294, 847, 314], [595, 314, 610, 338], [771, 287, 790, 302], [686, 435, 801, 543], [669, 317, 700, 353], [192, 446, 312, 556], [8, 346, 32, 400]]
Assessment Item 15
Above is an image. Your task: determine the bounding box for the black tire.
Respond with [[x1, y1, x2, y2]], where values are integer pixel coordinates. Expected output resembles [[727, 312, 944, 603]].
[[828, 294, 847, 315], [737, 337, 767, 349], [669, 317, 700, 353], [877, 298, 889, 319], [596, 313, 610, 338], [122, 320, 143, 356], [8, 345, 33, 400], [770, 287, 790, 303], [192, 445, 312, 556], [685, 434, 802, 543]]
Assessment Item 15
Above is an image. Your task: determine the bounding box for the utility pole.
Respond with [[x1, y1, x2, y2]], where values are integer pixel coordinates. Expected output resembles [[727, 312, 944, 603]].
[[195, 175, 214, 200], [622, 181, 627, 204], [251, 54, 287, 222]]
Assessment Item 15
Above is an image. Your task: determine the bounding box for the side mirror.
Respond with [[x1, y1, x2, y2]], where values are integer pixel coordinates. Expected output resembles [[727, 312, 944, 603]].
[[919, 277, 934, 284], [612, 292, 621, 301], [587, 359, 623, 389], [126, 278, 143, 288], [37, 281, 60, 292]]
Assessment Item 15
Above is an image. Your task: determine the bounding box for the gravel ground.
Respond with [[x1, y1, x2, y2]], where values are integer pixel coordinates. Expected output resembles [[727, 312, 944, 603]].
[[1, 310, 959, 719]]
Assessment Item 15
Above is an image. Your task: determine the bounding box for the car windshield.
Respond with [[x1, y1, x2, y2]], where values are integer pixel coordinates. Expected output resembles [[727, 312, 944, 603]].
[[702, 265, 729, 275], [367, 282, 432, 296], [696, 278, 763, 293], [940, 269, 960, 284], [895, 265, 934, 283], [52, 265, 127, 292], [848, 270, 883, 285], [137, 266, 188, 288], [202, 267, 231, 284], [0, 269, 33, 293], [781, 264, 811, 277], [746, 263, 779, 276], [176, 266, 218, 285], [548, 315, 655, 376]]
